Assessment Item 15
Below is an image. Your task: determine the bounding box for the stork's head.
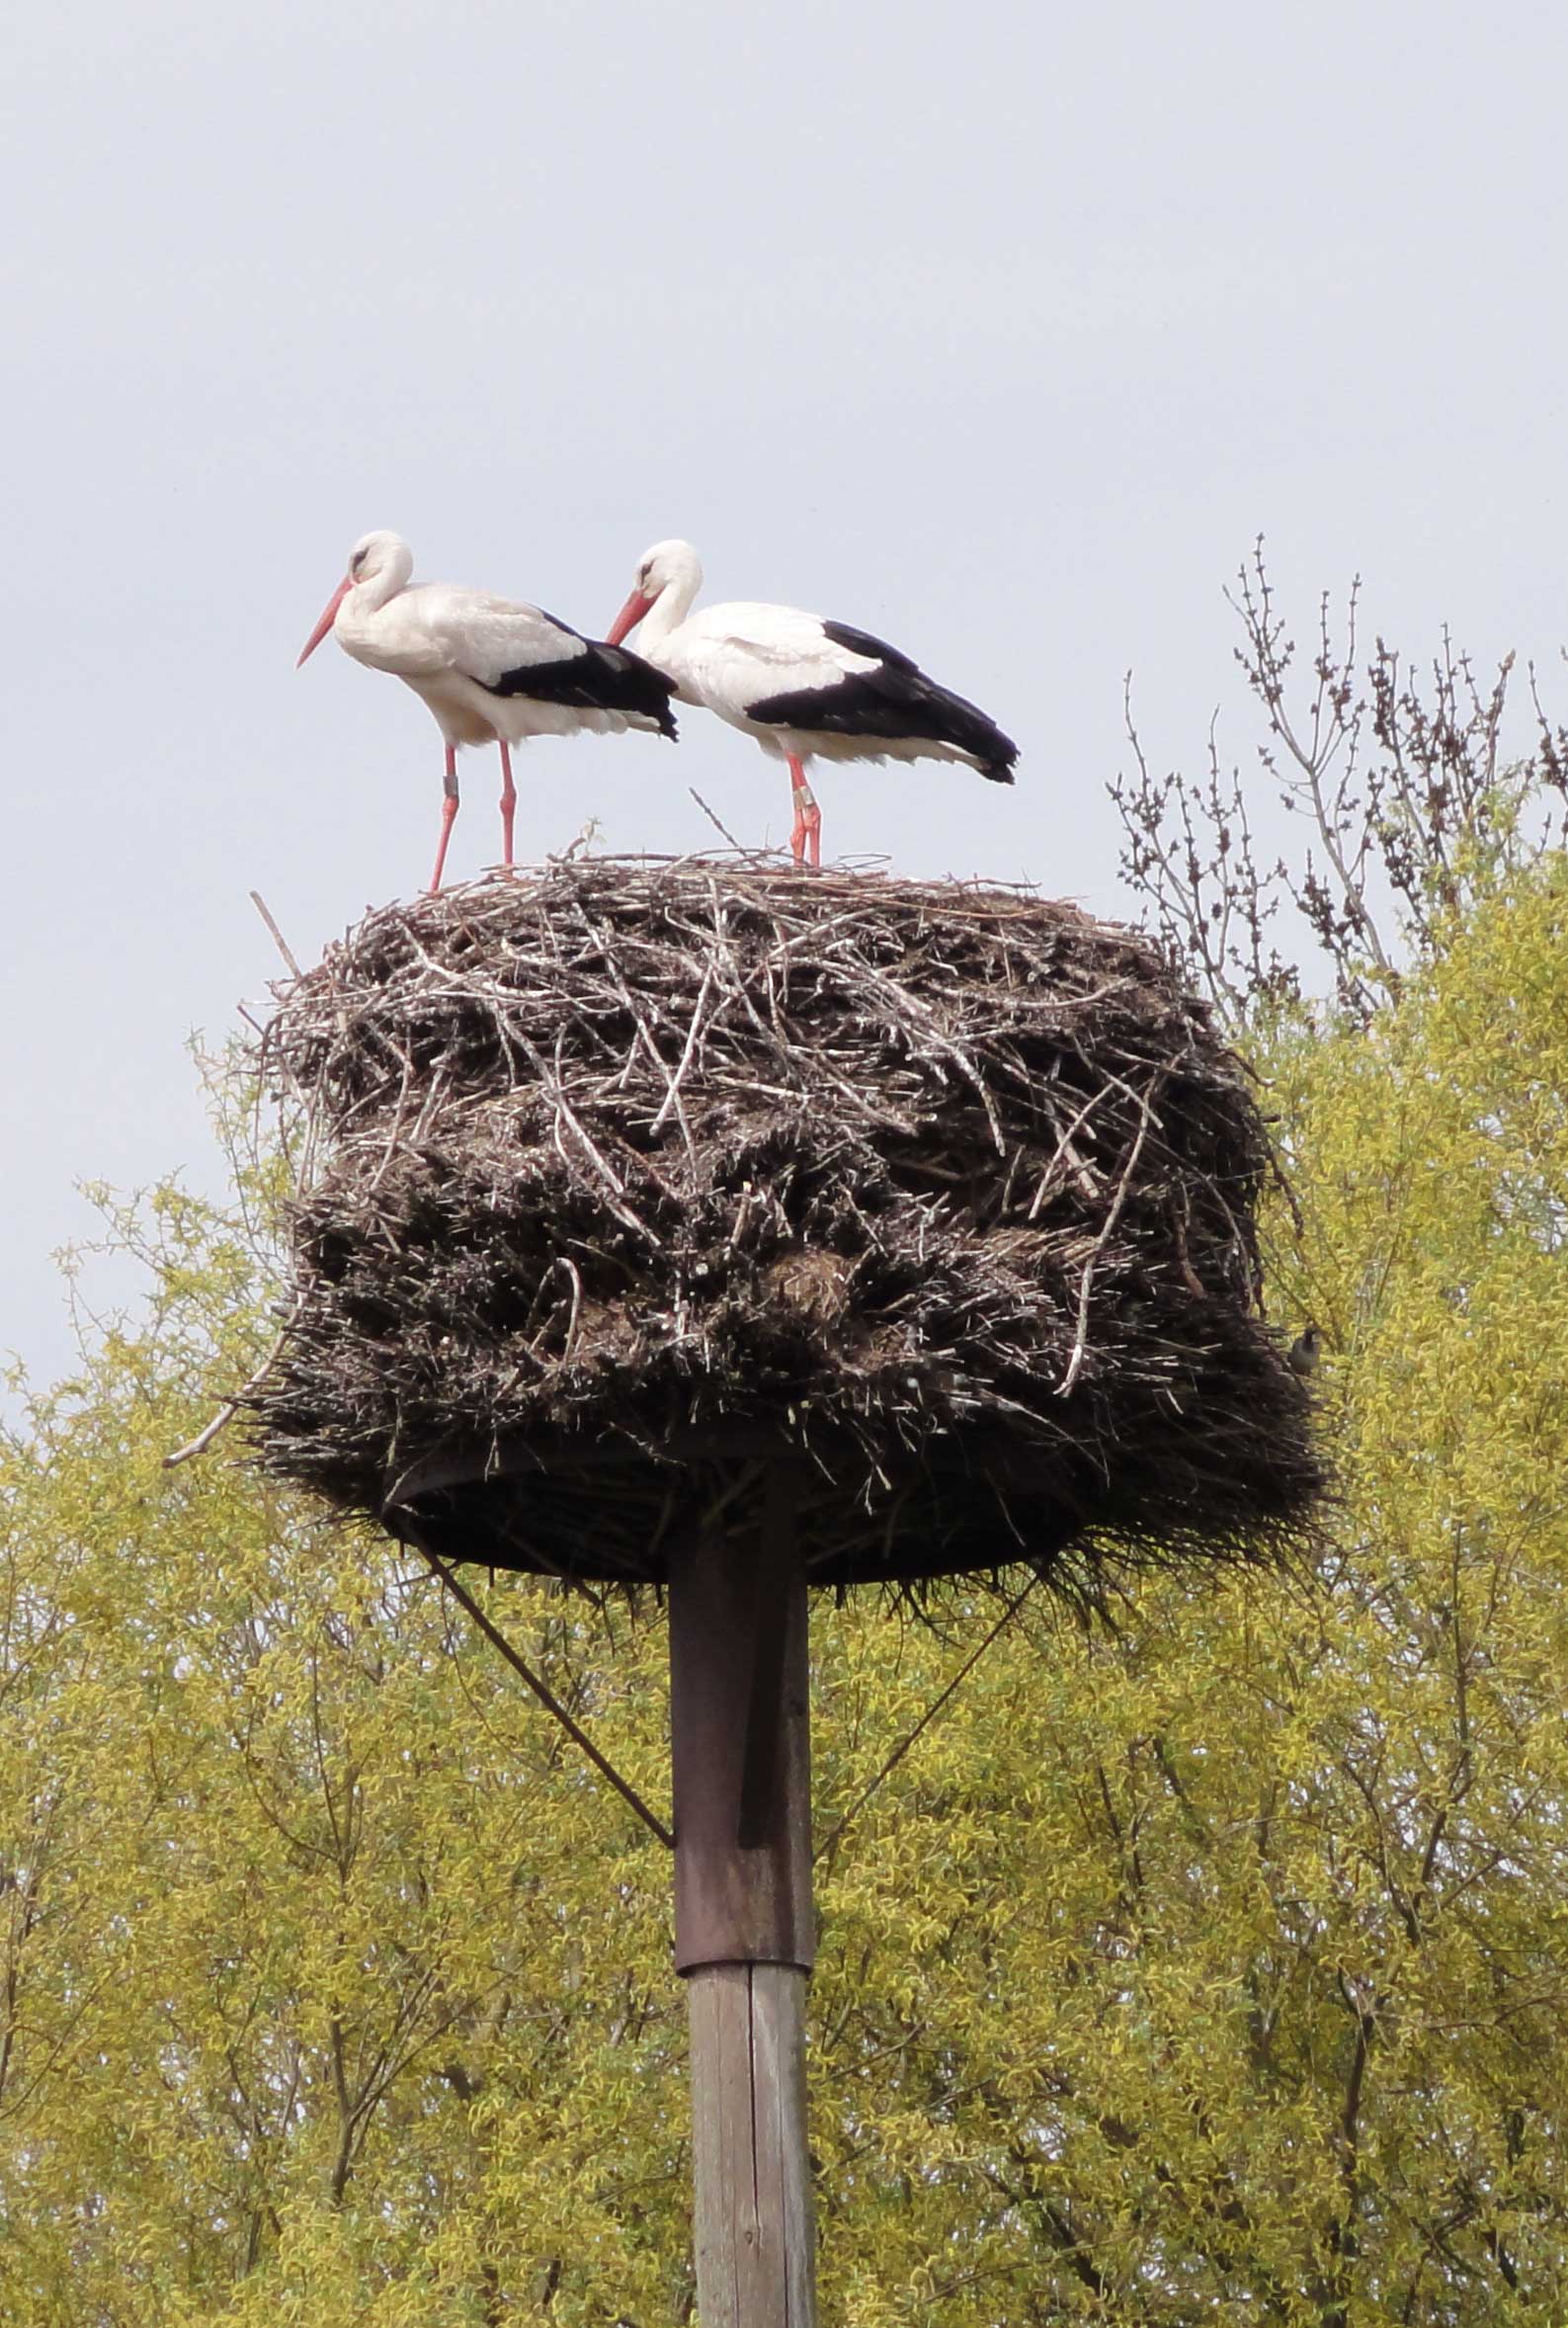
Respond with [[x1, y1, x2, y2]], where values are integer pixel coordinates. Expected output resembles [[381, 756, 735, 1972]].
[[296, 531, 413, 666], [346, 531, 412, 588], [607, 539, 702, 644]]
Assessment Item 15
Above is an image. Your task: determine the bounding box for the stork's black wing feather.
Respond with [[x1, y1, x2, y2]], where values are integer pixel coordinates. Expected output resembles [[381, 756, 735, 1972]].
[[486, 619, 679, 739], [748, 621, 1017, 784], [818, 620, 922, 674]]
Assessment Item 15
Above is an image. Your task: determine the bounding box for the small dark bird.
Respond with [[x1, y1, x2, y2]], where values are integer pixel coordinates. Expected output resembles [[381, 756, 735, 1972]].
[[1287, 1324, 1323, 1378]]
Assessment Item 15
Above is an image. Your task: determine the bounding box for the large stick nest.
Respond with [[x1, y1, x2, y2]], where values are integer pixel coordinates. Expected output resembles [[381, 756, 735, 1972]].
[[247, 857, 1323, 1592]]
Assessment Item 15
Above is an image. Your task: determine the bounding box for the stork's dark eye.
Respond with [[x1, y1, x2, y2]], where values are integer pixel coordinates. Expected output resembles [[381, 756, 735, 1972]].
[[351, 549, 368, 574]]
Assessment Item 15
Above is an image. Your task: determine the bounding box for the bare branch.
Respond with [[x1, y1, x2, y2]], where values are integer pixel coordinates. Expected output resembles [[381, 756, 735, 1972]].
[[1113, 541, 1566, 1022]]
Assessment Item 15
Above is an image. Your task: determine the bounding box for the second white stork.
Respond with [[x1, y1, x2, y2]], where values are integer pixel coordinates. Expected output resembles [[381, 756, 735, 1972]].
[[298, 531, 678, 891], [607, 539, 1017, 867]]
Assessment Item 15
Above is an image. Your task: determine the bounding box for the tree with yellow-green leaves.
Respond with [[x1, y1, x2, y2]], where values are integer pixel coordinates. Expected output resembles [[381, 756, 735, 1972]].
[[4, 558, 1568, 2322]]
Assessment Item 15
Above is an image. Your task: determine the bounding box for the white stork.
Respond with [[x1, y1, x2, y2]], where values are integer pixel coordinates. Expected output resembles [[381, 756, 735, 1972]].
[[607, 539, 1017, 867], [298, 531, 678, 891]]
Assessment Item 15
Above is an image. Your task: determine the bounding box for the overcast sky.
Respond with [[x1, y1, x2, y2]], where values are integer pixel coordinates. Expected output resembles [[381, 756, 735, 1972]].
[[4, 0, 1565, 1389]]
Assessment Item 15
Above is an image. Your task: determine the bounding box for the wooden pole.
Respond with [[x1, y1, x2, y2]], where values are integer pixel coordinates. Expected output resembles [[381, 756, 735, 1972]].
[[669, 1479, 817, 2327], [686, 1965, 815, 2325]]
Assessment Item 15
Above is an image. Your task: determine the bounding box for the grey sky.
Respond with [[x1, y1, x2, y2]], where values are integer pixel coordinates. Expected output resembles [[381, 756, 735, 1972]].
[[4, 0, 1564, 1388]]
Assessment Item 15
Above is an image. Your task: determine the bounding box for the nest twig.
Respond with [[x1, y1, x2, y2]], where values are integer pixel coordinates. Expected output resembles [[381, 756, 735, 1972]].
[[245, 856, 1323, 1593]]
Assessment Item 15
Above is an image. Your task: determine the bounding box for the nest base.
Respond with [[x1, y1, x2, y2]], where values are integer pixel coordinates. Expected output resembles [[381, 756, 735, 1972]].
[[380, 1423, 1089, 1591]]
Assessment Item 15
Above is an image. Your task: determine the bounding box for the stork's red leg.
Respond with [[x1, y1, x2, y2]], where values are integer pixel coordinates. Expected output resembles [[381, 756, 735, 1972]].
[[786, 755, 821, 871], [498, 740, 517, 871], [430, 745, 459, 893]]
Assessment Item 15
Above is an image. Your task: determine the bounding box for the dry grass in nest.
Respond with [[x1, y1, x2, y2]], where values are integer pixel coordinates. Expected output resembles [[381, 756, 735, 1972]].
[[245, 856, 1323, 1593]]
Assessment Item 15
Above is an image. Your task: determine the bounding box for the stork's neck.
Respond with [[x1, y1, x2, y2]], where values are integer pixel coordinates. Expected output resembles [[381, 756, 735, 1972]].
[[638, 562, 702, 654], [338, 542, 414, 643]]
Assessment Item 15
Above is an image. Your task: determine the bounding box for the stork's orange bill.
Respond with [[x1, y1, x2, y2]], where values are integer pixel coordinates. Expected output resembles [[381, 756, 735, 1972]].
[[296, 576, 351, 666]]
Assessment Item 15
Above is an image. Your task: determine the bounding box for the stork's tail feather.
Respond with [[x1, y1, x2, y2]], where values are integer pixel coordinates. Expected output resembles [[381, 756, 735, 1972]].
[[580, 641, 681, 737], [899, 677, 1017, 783]]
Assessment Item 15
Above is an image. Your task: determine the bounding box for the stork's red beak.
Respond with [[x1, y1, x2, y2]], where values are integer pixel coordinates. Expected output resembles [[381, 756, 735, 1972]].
[[296, 576, 352, 667], [606, 586, 654, 648]]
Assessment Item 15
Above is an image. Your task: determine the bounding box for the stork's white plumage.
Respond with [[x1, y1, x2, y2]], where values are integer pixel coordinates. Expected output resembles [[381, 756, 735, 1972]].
[[298, 531, 678, 891], [608, 540, 1017, 867]]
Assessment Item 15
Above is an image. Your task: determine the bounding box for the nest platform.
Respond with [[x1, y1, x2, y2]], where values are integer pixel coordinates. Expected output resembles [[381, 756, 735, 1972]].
[[248, 858, 1322, 1592]]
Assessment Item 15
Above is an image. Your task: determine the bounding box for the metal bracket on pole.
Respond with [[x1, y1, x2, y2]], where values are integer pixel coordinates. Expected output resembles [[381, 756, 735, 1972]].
[[737, 1466, 796, 1851], [669, 1476, 814, 1976]]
